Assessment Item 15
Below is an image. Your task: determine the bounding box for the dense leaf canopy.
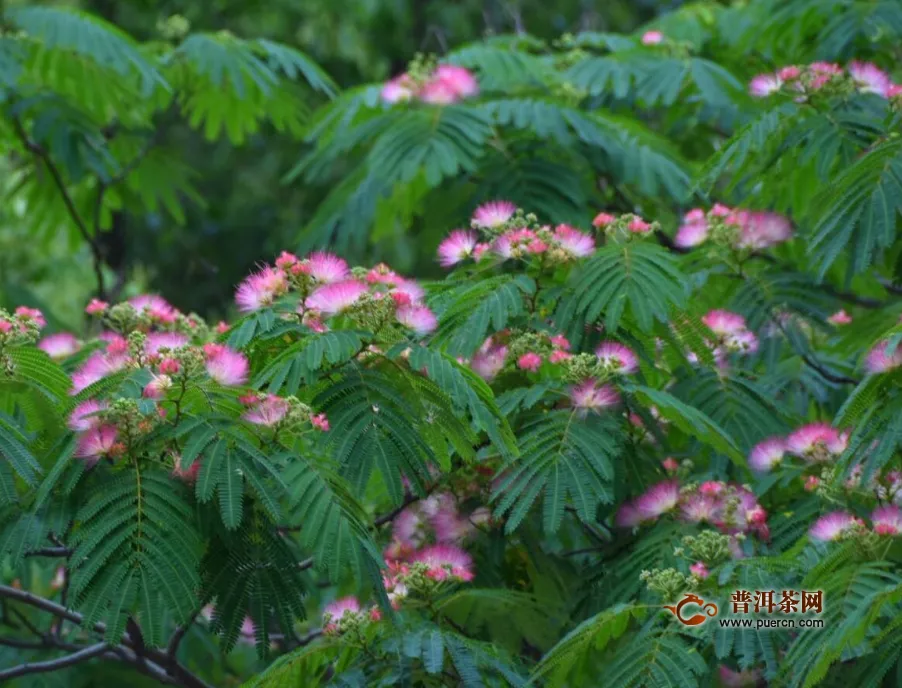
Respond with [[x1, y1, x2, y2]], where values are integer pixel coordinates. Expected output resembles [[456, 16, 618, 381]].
[[3, 1, 902, 687]]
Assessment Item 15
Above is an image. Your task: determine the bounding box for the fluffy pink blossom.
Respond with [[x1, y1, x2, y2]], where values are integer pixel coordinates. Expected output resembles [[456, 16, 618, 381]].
[[550, 335, 570, 350], [242, 394, 289, 426], [662, 457, 679, 473], [785, 423, 846, 459], [129, 295, 177, 322], [689, 562, 709, 579], [75, 425, 119, 460], [702, 310, 747, 337], [569, 379, 620, 411], [595, 341, 638, 374], [382, 74, 415, 103], [865, 340, 902, 373], [470, 338, 508, 381], [472, 200, 516, 229], [634, 480, 680, 520], [396, 305, 438, 334], [38, 333, 79, 359], [390, 279, 425, 305], [68, 400, 108, 432], [305, 280, 368, 315], [592, 212, 616, 227], [203, 344, 249, 386], [736, 211, 793, 249], [322, 597, 362, 632], [493, 229, 538, 258], [412, 544, 474, 582], [159, 358, 180, 375], [235, 266, 288, 312], [809, 511, 861, 541], [14, 306, 45, 328], [674, 212, 709, 248], [432, 64, 479, 99], [85, 299, 108, 315], [778, 66, 801, 81], [748, 437, 785, 472], [553, 225, 595, 257], [615, 502, 643, 528], [828, 310, 852, 325], [517, 352, 542, 372], [627, 218, 652, 233], [641, 30, 663, 45], [549, 350, 570, 363], [750, 73, 782, 97], [872, 505, 902, 536], [143, 374, 172, 399], [311, 413, 330, 431], [275, 251, 299, 269], [848, 61, 891, 97], [438, 230, 478, 267], [307, 252, 349, 283], [804, 475, 821, 491], [889, 84, 902, 97], [70, 349, 130, 394], [172, 453, 201, 483], [680, 493, 719, 523], [144, 332, 189, 356], [727, 329, 759, 354]]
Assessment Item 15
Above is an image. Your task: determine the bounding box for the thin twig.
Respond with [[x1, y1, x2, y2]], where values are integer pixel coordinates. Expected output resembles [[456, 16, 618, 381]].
[[24, 547, 71, 558], [11, 116, 108, 299], [0, 642, 109, 680]]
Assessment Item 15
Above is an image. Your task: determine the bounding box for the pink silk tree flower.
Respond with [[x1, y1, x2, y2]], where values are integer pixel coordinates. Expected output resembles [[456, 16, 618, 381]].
[[872, 505, 902, 535], [68, 400, 108, 432], [242, 394, 290, 426], [305, 280, 368, 315], [437, 230, 478, 267], [307, 252, 349, 283], [634, 480, 681, 520], [848, 61, 892, 97], [75, 425, 119, 460], [749, 73, 782, 97], [396, 305, 438, 334], [235, 266, 288, 312], [569, 379, 620, 411], [412, 544, 475, 582], [38, 333, 80, 359], [809, 511, 862, 541], [553, 225, 595, 257], [203, 344, 249, 386], [595, 341, 638, 374], [748, 437, 785, 472], [472, 200, 516, 229]]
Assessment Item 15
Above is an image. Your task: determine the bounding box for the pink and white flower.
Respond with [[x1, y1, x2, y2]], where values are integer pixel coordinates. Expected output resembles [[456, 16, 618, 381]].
[[517, 352, 542, 372], [396, 305, 438, 334], [865, 340, 902, 373], [438, 230, 478, 267], [382, 74, 415, 103], [553, 225, 595, 257], [674, 210, 709, 248], [785, 423, 846, 460], [702, 310, 747, 337], [305, 280, 368, 315], [680, 493, 719, 523], [74, 425, 119, 460], [235, 266, 288, 313], [592, 212, 616, 228], [68, 400, 108, 432], [872, 505, 902, 536], [144, 332, 189, 356], [143, 374, 172, 399], [412, 544, 474, 582], [848, 61, 892, 97], [634, 480, 680, 520], [14, 306, 45, 328], [432, 64, 479, 99], [307, 252, 349, 283], [85, 299, 108, 315], [569, 379, 620, 411], [736, 211, 793, 249], [310, 413, 329, 431], [472, 201, 516, 229], [641, 30, 663, 45], [809, 511, 861, 541], [203, 344, 249, 386], [38, 333, 79, 359], [615, 502, 643, 528], [129, 295, 177, 322], [322, 597, 362, 631], [750, 73, 782, 97], [828, 310, 852, 326], [748, 437, 785, 472], [242, 394, 290, 426], [595, 341, 638, 374], [470, 338, 508, 381], [70, 348, 130, 394], [689, 561, 709, 579]]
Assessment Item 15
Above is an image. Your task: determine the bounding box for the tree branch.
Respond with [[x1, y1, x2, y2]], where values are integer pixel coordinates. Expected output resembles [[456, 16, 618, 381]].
[[0, 642, 109, 680], [0, 585, 213, 688], [24, 546, 71, 558], [10, 116, 108, 299]]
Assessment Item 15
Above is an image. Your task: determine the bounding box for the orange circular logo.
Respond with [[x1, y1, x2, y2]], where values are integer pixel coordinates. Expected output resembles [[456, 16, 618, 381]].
[[663, 593, 719, 626]]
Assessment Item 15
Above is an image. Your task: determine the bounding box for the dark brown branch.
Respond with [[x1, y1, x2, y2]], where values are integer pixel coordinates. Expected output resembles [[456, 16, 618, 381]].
[[0, 642, 109, 680], [10, 116, 107, 300], [24, 547, 71, 558], [0, 585, 212, 688]]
